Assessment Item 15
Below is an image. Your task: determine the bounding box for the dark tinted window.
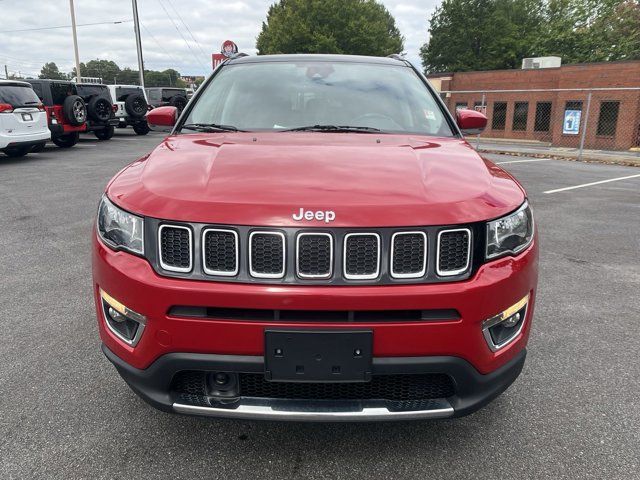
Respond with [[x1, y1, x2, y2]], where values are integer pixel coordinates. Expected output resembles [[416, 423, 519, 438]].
[[162, 88, 186, 101], [0, 84, 40, 107], [455, 102, 468, 111], [115, 87, 142, 101], [50, 82, 77, 105], [30, 83, 44, 102], [76, 84, 108, 98], [565, 101, 582, 111], [534, 102, 552, 132], [596, 101, 619, 136], [512, 102, 528, 131], [492, 102, 507, 130]]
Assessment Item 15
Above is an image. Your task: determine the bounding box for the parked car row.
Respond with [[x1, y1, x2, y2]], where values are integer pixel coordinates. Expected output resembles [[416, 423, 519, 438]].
[[1, 79, 188, 158]]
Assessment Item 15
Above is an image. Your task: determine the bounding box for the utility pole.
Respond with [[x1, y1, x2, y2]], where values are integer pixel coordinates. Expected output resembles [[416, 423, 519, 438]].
[[69, 0, 81, 80], [132, 0, 145, 89], [4, 65, 8, 80]]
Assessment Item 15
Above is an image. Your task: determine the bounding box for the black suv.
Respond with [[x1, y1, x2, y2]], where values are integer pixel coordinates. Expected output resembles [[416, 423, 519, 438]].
[[76, 83, 119, 140], [146, 87, 188, 113]]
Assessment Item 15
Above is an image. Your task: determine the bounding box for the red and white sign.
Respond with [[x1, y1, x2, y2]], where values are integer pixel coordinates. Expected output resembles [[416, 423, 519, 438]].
[[212, 40, 239, 70]]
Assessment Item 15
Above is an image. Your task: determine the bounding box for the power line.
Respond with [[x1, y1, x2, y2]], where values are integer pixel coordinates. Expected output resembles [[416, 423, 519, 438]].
[[0, 20, 132, 34], [140, 21, 183, 67], [165, 0, 209, 60], [156, 0, 207, 72]]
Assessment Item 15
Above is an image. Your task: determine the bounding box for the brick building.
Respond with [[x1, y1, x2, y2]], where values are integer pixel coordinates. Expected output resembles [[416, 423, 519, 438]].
[[427, 60, 640, 150]]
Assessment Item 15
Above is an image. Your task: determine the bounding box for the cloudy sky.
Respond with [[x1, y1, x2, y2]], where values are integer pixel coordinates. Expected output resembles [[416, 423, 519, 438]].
[[0, 0, 439, 78]]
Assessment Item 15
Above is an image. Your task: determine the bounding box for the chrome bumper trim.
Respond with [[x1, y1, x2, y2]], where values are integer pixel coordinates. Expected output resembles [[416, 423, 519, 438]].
[[173, 398, 454, 422]]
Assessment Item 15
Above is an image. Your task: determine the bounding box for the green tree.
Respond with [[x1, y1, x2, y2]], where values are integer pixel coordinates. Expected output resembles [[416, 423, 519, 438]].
[[256, 0, 404, 56], [420, 0, 544, 73], [39, 62, 67, 80]]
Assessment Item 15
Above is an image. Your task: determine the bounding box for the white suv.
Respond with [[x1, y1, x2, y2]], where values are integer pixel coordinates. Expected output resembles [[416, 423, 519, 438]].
[[0, 80, 50, 157], [106, 85, 150, 135]]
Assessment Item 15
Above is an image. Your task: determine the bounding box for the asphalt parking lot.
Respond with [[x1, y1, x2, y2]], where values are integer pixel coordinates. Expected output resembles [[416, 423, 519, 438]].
[[1, 131, 639, 479]]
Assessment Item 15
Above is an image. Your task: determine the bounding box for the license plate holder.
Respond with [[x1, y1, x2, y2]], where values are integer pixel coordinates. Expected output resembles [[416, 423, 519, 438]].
[[265, 330, 373, 382]]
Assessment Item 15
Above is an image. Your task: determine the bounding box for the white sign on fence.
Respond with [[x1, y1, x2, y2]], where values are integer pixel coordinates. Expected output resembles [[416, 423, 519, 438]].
[[563, 110, 581, 135]]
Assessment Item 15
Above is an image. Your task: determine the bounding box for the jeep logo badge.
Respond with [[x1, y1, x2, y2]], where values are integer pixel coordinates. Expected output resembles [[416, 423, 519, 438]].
[[292, 208, 336, 223]]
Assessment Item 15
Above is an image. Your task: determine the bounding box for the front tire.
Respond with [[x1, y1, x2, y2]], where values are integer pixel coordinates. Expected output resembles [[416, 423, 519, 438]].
[[132, 123, 150, 135], [95, 125, 115, 140], [52, 132, 80, 148], [3, 146, 30, 158]]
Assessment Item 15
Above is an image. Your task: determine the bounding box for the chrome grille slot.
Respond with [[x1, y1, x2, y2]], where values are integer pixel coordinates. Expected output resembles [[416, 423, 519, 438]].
[[159, 225, 192, 272], [343, 233, 380, 280], [296, 233, 333, 279], [391, 232, 427, 278], [202, 229, 238, 276], [437, 228, 471, 276], [249, 231, 285, 278]]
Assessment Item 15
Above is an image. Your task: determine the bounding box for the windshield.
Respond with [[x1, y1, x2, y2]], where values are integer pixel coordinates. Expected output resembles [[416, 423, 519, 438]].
[[182, 61, 454, 136]]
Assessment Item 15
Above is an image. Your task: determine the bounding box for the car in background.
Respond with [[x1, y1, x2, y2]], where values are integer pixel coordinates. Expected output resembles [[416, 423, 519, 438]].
[[146, 87, 188, 114], [0, 80, 50, 157], [76, 83, 119, 141], [107, 85, 150, 135], [26, 79, 87, 148]]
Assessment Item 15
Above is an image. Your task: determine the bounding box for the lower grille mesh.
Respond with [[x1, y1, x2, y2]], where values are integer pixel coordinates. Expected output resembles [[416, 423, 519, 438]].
[[171, 371, 455, 401]]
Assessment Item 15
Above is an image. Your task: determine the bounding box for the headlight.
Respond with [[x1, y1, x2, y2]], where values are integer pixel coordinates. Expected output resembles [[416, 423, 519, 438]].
[[486, 201, 534, 259], [97, 195, 144, 255]]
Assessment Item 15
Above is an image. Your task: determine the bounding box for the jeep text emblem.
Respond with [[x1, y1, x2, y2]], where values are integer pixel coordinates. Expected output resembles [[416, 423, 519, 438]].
[[292, 208, 335, 223]]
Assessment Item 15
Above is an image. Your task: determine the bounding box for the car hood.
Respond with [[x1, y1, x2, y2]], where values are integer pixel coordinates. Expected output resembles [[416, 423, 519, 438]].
[[107, 132, 525, 227]]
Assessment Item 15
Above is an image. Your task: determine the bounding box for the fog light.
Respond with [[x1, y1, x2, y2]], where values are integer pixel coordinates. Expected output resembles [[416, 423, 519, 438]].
[[99, 288, 146, 346], [482, 294, 529, 352]]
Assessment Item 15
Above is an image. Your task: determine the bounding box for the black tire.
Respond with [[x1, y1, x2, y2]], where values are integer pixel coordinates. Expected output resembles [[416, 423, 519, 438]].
[[132, 122, 150, 135], [94, 125, 115, 140], [87, 96, 112, 122], [30, 143, 46, 153], [125, 93, 148, 118], [169, 95, 188, 113], [3, 146, 30, 158], [52, 132, 79, 148], [63, 95, 87, 126]]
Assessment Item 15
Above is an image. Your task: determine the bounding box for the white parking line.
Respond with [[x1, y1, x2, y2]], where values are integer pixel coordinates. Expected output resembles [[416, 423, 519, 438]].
[[544, 173, 640, 194], [496, 159, 552, 165]]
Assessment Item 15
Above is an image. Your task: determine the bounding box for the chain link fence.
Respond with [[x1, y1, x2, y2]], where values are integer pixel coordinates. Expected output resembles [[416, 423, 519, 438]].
[[441, 88, 640, 158]]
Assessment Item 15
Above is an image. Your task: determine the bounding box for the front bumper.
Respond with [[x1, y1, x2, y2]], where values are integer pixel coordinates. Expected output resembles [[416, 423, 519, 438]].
[[103, 343, 526, 421], [94, 233, 537, 420]]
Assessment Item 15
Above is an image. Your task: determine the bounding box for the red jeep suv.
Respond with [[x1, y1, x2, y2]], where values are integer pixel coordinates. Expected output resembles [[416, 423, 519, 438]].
[[93, 54, 538, 421]]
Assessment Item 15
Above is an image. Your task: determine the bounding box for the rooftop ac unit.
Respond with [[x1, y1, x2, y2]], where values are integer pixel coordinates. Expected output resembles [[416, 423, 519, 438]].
[[522, 57, 561, 69]]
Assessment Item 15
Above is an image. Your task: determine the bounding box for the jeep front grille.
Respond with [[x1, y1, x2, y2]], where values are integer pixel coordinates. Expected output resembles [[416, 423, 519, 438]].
[[296, 233, 333, 279], [202, 229, 238, 276], [343, 233, 380, 280], [155, 223, 477, 285], [249, 231, 286, 278], [158, 225, 192, 272], [437, 229, 471, 276]]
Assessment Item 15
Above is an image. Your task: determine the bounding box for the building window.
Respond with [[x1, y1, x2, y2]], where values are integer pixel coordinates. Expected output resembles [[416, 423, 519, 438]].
[[492, 102, 507, 130], [534, 102, 552, 132], [512, 102, 529, 131], [455, 102, 468, 111], [596, 101, 620, 136]]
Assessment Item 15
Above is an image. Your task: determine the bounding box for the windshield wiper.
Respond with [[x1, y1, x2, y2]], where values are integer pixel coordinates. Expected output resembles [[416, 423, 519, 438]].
[[281, 124, 382, 133], [181, 123, 243, 132]]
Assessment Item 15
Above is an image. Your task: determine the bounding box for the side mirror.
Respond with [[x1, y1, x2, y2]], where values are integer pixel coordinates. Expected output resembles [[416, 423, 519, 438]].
[[456, 109, 487, 136], [146, 106, 177, 132]]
